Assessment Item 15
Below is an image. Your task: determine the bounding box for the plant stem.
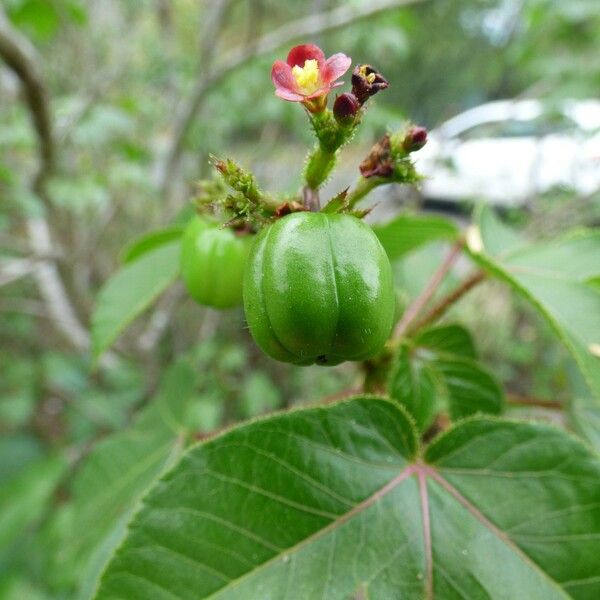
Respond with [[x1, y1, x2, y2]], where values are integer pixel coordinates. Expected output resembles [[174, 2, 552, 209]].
[[345, 176, 382, 208], [302, 185, 321, 211], [304, 145, 336, 191], [507, 393, 562, 410], [411, 270, 486, 333], [393, 240, 464, 340]]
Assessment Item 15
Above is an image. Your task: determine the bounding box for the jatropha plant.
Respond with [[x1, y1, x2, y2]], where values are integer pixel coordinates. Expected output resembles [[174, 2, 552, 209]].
[[91, 44, 600, 600], [182, 44, 426, 365]]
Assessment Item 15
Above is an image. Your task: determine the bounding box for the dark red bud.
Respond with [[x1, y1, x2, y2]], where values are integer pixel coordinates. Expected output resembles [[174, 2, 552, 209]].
[[351, 65, 389, 105], [333, 93, 360, 125], [403, 126, 428, 152]]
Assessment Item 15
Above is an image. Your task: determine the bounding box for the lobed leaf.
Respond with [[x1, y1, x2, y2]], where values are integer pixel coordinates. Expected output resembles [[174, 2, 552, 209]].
[[96, 397, 600, 599]]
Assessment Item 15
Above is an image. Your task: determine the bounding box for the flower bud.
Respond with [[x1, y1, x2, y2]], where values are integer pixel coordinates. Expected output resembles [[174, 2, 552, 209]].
[[333, 93, 360, 126], [402, 126, 428, 153], [359, 134, 393, 178], [351, 65, 389, 105]]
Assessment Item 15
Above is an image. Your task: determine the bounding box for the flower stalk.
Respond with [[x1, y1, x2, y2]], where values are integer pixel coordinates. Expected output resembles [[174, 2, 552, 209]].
[[345, 176, 382, 208], [303, 107, 354, 202]]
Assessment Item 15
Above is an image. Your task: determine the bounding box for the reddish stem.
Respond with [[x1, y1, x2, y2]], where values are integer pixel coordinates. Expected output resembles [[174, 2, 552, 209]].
[[507, 393, 562, 410], [411, 270, 486, 333], [394, 240, 464, 340]]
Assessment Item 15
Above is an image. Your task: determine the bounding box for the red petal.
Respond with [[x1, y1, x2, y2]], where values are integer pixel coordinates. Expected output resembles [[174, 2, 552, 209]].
[[322, 53, 352, 83], [271, 60, 298, 94], [305, 82, 346, 100], [286, 44, 325, 68], [303, 85, 329, 100], [275, 88, 305, 102]]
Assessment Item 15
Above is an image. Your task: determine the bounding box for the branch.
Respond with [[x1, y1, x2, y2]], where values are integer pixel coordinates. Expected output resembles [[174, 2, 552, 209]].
[[25, 219, 91, 350], [394, 240, 464, 340], [0, 8, 91, 352], [156, 0, 428, 197], [0, 258, 37, 286], [0, 8, 53, 186], [507, 393, 562, 411], [411, 270, 486, 333]]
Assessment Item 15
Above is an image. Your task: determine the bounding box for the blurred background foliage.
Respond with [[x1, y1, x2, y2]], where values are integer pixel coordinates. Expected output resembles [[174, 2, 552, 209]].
[[1, 0, 599, 597]]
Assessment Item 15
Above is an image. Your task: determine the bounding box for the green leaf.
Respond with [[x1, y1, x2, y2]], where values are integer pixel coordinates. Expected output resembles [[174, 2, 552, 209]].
[[7, 0, 59, 41], [568, 366, 600, 454], [475, 204, 526, 258], [91, 240, 180, 360], [0, 577, 46, 600], [571, 396, 600, 454], [120, 226, 183, 264], [433, 356, 504, 420], [388, 343, 441, 431], [96, 397, 600, 599], [470, 225, 600, 401], [58, 360, 197, 596], [373, 214, 458, 261], [414, 323, 476, 358], [388, 325, 504, 428], [0, 454, 66, 548]]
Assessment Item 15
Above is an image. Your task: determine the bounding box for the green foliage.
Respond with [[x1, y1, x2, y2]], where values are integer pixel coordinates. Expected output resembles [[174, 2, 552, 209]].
[[120, 227, 183, 264], [97, 397, 600, 599], [373, 214, 459, 261], [469, 208, 600, 400], [388, 325, 504, 430], [388, 342, 440, 430], [568, 366, 600, 454], [56, 359, 197, 596], [91, 239, 180, 360], [0, 454, 66, 549], [3, 2, 600, 598]]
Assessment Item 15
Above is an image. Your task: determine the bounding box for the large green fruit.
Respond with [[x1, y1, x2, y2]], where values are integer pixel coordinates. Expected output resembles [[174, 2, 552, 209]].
[[243, 212, 395, 365], [180, 216, 251, 309]]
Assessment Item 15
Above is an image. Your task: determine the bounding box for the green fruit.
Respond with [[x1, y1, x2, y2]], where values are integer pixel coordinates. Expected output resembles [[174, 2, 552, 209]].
[[243, 212, 395, 366], [180, 216, 251, 309]]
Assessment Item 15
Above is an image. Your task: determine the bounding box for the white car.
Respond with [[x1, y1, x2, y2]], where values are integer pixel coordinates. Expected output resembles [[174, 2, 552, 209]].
[[416, 99, 600, 207]]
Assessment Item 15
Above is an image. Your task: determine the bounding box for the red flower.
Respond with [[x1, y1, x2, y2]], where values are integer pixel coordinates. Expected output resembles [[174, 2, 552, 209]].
[[271, 44, 351, 112]]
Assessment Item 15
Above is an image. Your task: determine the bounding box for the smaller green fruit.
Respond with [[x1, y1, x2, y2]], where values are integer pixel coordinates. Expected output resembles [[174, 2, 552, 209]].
[[180, 216, 251, 309]]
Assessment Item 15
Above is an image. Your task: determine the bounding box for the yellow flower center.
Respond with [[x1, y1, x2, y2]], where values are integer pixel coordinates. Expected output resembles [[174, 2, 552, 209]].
[[292, 59, 321, 95], [359, 65, 376, 84]]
